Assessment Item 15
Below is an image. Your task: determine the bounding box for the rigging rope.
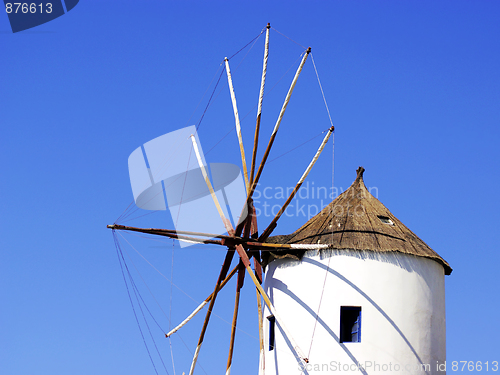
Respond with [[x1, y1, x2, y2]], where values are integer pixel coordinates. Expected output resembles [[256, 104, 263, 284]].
[[117, 160, 192, 224], [116, 30, 304, 225], [271, 27, 307, 49], [305, 52, 336, 362], [227, 29, 265, 61], [118, 234, 170, 332], [184, 65, 225, 129], [196, 66, 226, 132], [114, 232, 163, 375], [115, 232, 212, 375], [116, 27, 306, 225], [116, 200, 135, 225], [199, 30, 266, 136], [306, 254, 332, 359], [232, 31, 263, 72], [127, 261, 171, 374], [115, 54, 227, 225], [119, 210, 160, 224], [116, 231, 260, 341], [311, 53, 335, 128], [168, 139, 194, 375], [204, 51, 304, 157], [267, 128, 328, 164], [117, 232, 195, 302]]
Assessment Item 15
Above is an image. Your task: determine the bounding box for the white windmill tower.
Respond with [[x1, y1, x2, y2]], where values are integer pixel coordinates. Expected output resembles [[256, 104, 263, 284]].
[[260, 166, 451, 374]]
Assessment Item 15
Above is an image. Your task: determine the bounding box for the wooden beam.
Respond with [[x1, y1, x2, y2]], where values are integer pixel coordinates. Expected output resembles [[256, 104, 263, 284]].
[[256, 284, 265, 374], [107, 224, 244, 243], [234, 243, 309, 364], [259, 126, 334, 241], [248, 200, 265, 374], [225, 261, 246, 375], [190, 131, 308, 369], [250, 23, 271, 187], [165, 263, 239, 337], [188, 250, 235, 375], [248, 47, 311, 200], [225, 57, 250, 192], [107, 223, 330, 251], [235, 47, 311, 237], [190, 135, 234, 233]]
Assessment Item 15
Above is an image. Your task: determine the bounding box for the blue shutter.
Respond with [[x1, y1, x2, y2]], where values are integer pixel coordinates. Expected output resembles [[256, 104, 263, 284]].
[[351, 313, 361, 342]]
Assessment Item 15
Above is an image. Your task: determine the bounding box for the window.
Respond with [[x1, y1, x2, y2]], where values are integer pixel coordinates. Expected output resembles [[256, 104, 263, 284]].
[[340, 306, 361, 343], [377, 215, 394, 226], [267, 315, 276, 351]]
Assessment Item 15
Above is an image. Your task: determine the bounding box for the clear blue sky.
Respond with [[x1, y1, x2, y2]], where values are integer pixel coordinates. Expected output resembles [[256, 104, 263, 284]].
[[1, 1, 499, 374]]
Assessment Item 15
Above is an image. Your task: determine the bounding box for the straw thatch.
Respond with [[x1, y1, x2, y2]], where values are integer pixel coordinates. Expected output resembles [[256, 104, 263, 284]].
[[263, 167, 452, 275]]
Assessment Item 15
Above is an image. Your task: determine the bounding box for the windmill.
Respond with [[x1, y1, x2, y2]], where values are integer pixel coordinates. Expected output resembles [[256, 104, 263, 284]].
[[108, 23, 334, 374], [109, 23, 451, 375]]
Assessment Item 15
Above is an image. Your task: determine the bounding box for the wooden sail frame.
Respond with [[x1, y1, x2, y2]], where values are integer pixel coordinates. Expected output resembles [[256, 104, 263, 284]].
[[108, 25, 336, 374]]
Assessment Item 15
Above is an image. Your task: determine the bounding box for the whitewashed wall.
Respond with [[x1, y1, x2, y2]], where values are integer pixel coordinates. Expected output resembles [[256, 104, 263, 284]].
[[260, 250, 446, 375]]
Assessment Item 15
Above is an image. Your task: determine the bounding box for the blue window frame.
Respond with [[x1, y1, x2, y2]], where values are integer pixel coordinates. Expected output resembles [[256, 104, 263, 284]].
[[340, 306, 361, 343]]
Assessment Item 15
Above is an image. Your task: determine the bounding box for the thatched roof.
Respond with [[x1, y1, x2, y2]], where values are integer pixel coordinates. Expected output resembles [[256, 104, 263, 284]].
[[263, 167, 452, 275]]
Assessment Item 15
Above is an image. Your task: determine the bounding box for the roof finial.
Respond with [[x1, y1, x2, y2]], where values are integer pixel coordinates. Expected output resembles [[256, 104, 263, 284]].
[[356, 166, 365, 180]]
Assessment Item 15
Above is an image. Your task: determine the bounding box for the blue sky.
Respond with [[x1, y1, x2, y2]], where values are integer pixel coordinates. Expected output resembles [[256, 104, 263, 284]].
[[1, 1, 499, 374]]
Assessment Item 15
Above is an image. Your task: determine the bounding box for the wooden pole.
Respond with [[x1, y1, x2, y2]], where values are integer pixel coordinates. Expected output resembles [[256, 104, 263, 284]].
[[190, 135, 234, 233], [254, 249, 265, 373], [107, 223, 330, 251], [188, 249, 235, 375], [190, 133, 308, 368], [248, 202, 265, 374], [107, 224, 244, 244], [188, 134, 239, 375], [233, 243, 309, 364], [235, 47, 311, 237], [165, 264, 239, 337], [225, 58, 250, 192], [259, 126, 334, 241], [248, 47, 311, 200], [108, 224, 224, 246], [225, 261, 246, 375], [256, 285, 265, 374], [250, 23, 271, 187], [189, 135, 310, 368]]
